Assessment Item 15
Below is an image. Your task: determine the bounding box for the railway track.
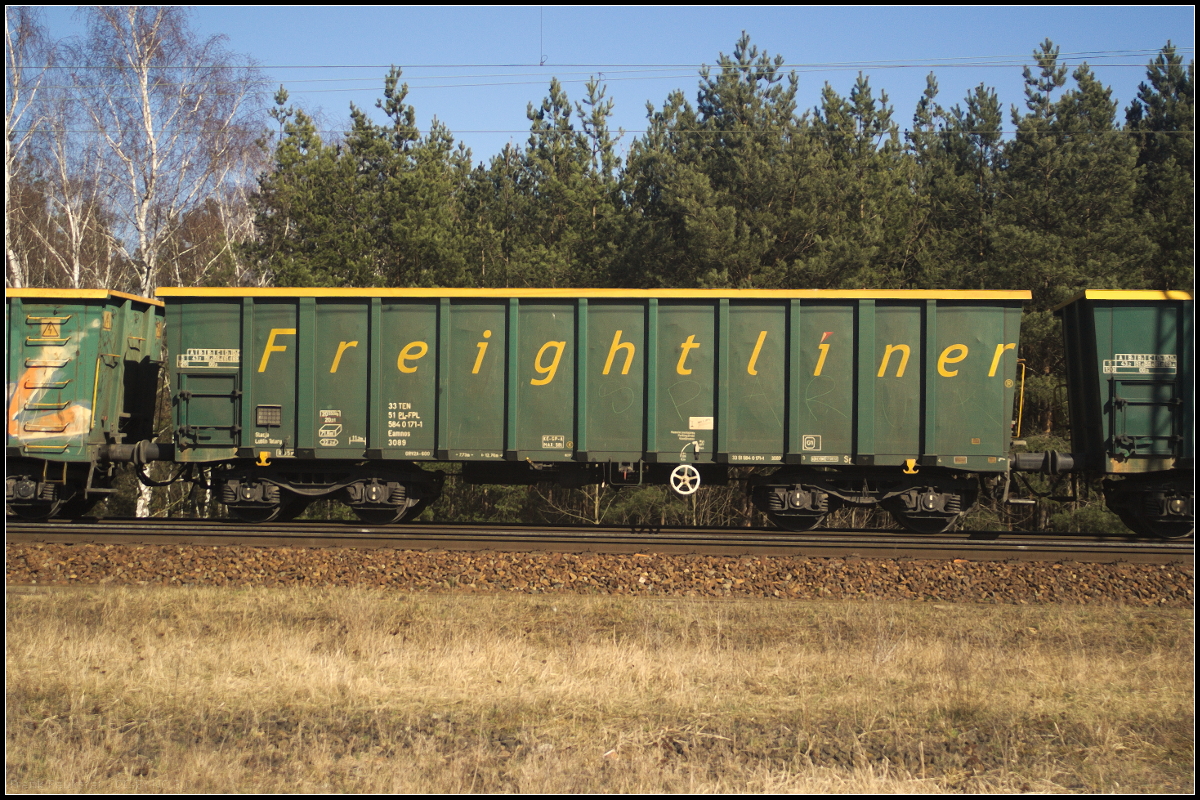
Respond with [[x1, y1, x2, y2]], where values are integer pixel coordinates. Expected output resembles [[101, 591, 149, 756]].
[[6, 518, 1192, 564]]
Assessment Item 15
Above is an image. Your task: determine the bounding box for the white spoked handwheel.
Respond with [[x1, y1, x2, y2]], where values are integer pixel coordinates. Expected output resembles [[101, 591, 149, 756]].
[[669, 464, 701, 496]]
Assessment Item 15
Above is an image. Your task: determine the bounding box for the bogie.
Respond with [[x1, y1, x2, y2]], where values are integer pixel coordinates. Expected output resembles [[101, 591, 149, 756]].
[[211, 461, 445, 525], [1104, 475, 1193, 539], [5, 461, 99, 521], [751, 467, 977, 533]]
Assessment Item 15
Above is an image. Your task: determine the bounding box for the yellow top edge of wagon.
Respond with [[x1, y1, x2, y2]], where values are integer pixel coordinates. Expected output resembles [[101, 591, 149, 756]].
[[6, 288, 163, 307], [155, 287, 1032, 300], [1051, 289, 1193, 312]]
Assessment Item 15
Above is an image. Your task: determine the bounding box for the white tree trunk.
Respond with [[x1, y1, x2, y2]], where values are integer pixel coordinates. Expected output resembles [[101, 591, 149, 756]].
[[135, 481, 153, 518], [5, 8, 50, 289], [71, 7, 266, 295]]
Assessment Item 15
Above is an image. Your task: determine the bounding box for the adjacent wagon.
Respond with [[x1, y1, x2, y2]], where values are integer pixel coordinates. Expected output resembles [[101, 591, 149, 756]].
[[5, 289, 165, 518], [1054, 290, 1193, 537]]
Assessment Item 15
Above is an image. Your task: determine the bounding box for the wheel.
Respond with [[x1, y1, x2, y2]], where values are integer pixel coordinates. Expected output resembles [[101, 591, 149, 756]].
[[229, 505, 285, 523], [1142, 518, 1194, 539], [767, 512, 826, 532], [7, 484, 95, 520], [277, 498, 311, 522], [1119, 513, 1193, 539], [56, 495, 100, 519], [352, 506, 407, 525], [229, 495, 307, 524], [1115, 513, 1143, 536], [400, 496, 433, 522], [891, 511, 960, 534], [669, 464, 701, 496], [1105, 478, 1193, 539], [6, 501, 61, 521]]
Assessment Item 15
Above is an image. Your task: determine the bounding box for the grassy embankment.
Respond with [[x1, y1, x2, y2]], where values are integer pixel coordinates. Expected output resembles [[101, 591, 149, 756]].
[[6, 588, 1193, 793]]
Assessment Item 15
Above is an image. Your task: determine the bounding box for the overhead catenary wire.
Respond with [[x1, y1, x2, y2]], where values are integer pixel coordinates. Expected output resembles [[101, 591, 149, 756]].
[[33, 46, 1194, 92], [14, 46, 1191, 139], [37, 45, 1194, 71]]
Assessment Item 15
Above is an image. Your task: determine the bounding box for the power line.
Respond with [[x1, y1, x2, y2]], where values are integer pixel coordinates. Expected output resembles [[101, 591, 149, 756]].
[[26, 45, 1192, 99], [29, 61, 1192, 97], [37, 46, 1193, 71]]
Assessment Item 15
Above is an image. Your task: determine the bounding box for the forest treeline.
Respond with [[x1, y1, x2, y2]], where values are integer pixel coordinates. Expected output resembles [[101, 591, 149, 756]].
[[250, 37, 1193, 305], [5, 8, 1195, 527]]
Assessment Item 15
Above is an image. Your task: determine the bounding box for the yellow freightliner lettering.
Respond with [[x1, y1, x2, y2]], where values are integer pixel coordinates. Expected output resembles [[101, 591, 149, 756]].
[[746, 331, 768, 375], [472, 330, 492, 374], [602, 330, 636, 375], [397, 341, 428, 373], [677, 335, 700, 375], [330, 340, 359, 373], [531, 341, 566, 385], [938, 344, 969, 377], [814, 343, 831, 376], [258, 328, 296, 372], [988, 343, 1016, 377], [878, 344, 910, 378]]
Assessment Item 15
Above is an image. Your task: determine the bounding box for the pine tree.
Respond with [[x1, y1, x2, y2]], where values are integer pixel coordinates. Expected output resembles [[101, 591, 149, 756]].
[[252, 69, 475, 287], [1126, 42, 1194, 289], [905, 78, 1005, 290], [469, 77, 622, 288], [251, 92, 349, 286], [943, 83, 1005, 285], [998, 40, 1150, 307], [806, 73, 908, 288], [622, 33, 825, 289]]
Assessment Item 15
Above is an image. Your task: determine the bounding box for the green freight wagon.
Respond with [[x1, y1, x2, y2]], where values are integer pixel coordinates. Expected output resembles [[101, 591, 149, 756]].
[[1055, 290, 1193, 537], [156, 288, 1028, 528], [6, 289, 165, 518]]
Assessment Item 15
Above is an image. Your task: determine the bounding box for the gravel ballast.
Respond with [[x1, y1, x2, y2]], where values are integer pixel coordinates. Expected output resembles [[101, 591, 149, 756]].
[[6, 543, 1193, 606]]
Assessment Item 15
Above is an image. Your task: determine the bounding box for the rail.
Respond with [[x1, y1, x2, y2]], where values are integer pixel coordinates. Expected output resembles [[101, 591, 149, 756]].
[[6, 518, 1192, 565]]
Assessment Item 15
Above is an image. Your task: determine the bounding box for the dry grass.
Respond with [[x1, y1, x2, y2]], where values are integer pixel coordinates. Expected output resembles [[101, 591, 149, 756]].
[[6, 587, 1193, 793]]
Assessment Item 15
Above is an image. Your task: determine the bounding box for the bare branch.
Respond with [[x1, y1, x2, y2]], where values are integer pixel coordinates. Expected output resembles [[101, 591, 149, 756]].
[[70, 6, 268, 294], [5, 7, 52, 287]]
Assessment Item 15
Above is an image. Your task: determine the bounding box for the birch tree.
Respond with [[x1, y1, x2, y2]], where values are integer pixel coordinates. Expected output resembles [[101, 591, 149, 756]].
[[70, 6, 266, 295], [23, 77, 119, 289], [5, 7, 51, 287]]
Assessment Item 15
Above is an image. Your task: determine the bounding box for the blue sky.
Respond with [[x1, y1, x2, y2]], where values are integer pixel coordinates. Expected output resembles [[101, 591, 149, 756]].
[[38, 6, 1195, 164]]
